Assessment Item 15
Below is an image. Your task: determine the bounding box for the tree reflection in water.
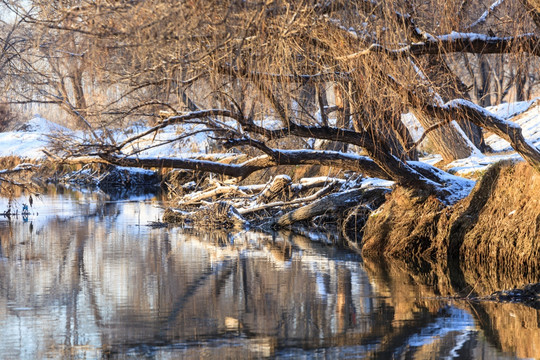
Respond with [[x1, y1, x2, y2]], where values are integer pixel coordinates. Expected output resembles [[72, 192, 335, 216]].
[[0, 187, 537, 359]]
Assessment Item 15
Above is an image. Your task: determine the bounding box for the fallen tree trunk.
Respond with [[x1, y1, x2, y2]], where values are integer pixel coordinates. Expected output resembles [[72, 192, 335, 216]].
[[97, 150, 391, 179], [63, 142, 471, 204], [276, 187, 389, 227]]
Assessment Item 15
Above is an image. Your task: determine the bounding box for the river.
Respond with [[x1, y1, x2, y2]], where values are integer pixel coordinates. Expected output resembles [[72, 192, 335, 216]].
[[0, 186, 538, 359]]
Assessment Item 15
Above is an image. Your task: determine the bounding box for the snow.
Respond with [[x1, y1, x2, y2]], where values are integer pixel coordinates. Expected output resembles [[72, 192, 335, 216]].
[[0, 115, 71, 159], [406, 99, 540, 176], [487, 98, 538, 119], [119, 123, 213, 158], [484, 99, 540, 152], [17, 116, 71, 133], [410, 160, 476, 204], [448, 98, 521, 129], [466, 0, 505, 29], [438, 31, 493, 42], [401, 112, 423, 142]]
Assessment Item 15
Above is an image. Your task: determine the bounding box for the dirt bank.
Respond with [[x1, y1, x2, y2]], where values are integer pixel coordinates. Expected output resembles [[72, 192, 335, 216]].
[[362, 161, 540, 274]]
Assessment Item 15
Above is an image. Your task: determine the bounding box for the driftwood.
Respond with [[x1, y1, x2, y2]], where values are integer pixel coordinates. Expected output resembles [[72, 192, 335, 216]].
[[238, 180, 339, 216], [162, 174, 384, 230], [179, 180, 249, 205], [276, 187, 389, 227], [256, 175, 291, 203]]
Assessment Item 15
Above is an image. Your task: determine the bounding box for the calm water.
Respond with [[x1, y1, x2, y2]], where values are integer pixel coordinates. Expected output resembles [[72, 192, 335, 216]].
[[0, 186, 538, 359]]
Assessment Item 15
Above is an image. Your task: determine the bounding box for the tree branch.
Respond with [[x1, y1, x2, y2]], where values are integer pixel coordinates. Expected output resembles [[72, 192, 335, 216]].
[[98, 147, 391, 180], [338, 33, 540, 60], [399, 82, 540, 171]]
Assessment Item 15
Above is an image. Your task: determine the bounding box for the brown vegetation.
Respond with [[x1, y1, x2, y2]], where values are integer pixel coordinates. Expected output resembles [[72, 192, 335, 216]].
[[435, 161, 540, 274], [0, 1, 539, 277], [362, 161, 540, 275], [1, 0, 539, 191]]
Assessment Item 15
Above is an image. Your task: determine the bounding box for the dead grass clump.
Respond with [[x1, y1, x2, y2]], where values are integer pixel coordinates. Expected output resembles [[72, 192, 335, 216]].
[[446, 161, 540, 276], [430, 160, 512, 259], [361, 187, 445, 259], [0, 155, 28, 169]]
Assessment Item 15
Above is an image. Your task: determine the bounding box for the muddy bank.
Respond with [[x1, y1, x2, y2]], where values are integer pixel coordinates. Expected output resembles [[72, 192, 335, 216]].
[[362, 161, 540, 274]]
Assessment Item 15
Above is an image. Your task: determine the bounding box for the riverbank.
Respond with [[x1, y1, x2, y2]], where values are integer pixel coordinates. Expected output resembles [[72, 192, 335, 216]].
[[362, 161, 540, 275]]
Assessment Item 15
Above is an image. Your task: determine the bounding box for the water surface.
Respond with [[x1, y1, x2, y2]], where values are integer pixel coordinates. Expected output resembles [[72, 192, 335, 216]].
[[0, 187, 538, 359]]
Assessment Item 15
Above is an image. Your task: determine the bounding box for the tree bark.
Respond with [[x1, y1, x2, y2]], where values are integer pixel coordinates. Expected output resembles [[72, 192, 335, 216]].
[[410, 56, 485, 161], [411, 109, 476, 161], [257, 175, 292, 203], [427, 101, 540, 172], [276, 188, 388, 227]]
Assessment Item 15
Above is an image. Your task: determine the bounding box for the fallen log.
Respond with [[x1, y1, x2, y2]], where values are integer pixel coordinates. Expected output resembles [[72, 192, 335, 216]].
[[238, 180, 338, 216], [275, 187, 389, 227]]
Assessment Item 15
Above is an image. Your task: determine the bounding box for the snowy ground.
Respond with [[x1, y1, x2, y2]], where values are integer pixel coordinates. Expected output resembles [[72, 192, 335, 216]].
[[1, 99, 539, 190]]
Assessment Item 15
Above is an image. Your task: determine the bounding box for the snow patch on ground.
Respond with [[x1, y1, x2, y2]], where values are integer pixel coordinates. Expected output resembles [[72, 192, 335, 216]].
[[487, 98, 538, 119], [0, 115, 71, 159], [118, 123, 212, 158], [16, 115, 72, 133], [484, 99, 540, 152]]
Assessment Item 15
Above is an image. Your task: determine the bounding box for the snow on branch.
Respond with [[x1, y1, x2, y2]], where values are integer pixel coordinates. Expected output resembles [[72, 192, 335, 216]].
[[467, 0, 505, 29], [338, 33, 540, 60], [98, 147, 390, 180], [0, 163, 40, 190]]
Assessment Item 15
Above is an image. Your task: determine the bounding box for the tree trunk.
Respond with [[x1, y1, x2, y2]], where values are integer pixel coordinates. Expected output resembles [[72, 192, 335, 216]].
[[318, 82, 351, 152], [477, 58, 492, 107], [70, 67, 88, 122], [276, 187, 388, 227], [410, 109, 477, 161], [515, 66, 527, 102], [412, 55, 485, 161]]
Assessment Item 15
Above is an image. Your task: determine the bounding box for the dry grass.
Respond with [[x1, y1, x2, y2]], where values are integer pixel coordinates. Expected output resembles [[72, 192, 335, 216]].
[[446, 161, 540, 275], [363, 161, 540, 276], [361, 187, 445, 258]]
